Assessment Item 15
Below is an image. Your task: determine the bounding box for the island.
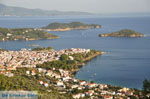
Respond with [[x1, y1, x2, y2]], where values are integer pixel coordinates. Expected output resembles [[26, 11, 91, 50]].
[[41, 22, 102, 31], [0, 47, 146, 99], [0, 27, 58, 41], [99, 29, 144, 37]]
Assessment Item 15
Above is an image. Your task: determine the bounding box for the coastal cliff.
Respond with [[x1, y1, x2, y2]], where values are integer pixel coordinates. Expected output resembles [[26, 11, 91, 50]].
[[99, 29, 144, 37], [41, 22, 101, 31]]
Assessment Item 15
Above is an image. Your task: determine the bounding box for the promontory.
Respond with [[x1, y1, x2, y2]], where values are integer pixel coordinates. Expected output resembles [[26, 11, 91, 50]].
[[0, 27, 58, 41], [99, 29, 144, 37], [41, 22, 101, 31]]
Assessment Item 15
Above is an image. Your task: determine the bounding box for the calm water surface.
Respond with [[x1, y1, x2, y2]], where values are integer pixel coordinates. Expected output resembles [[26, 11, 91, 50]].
[[0, 16, 150, 89]]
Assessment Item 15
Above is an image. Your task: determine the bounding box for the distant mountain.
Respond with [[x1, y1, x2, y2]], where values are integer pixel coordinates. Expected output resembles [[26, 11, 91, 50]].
[[0, 4, 92, 16], [102, 13, 150, 17]]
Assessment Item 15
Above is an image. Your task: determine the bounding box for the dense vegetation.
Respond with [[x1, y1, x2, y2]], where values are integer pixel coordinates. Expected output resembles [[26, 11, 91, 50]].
[[0, 69, 72, 99], [37, 50, 101, 70], [0, 48, 101, 97], [42, 22, 101, 29], [143, 79, 150, 94], [99, 29, 144, 37], [0, 50, 101, 99], [0, 27, 58, 41], [32, 47, 53, 51]]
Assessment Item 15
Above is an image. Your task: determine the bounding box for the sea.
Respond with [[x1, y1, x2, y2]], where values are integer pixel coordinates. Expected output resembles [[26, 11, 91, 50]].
[[0, 15, 150, 89]]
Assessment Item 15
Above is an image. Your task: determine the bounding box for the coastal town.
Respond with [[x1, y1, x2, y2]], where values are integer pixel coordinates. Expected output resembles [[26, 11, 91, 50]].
[[0, 48, 145, 99], [0, 0, 150, 98], [0, 48, 91, 68]]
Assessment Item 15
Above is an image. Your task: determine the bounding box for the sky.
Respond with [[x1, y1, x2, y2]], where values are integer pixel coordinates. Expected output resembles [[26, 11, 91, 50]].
[[0, 0, 150, 13]]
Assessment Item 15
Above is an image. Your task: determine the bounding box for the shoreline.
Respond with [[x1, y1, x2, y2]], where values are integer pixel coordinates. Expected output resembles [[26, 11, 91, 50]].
[[0, 48, 145, 98], [41, 27, 101, 32], [41, 22, 102, 32], [0, 36, 59, 42], [99, 29, 145, 38], [0, 27, 59, 42], [71, 51, 103, 76]]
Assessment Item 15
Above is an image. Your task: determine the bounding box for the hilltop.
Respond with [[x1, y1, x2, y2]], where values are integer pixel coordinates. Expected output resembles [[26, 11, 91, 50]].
[[99, 29, 144, 37], [0, 27, 58, 41], [42, 22, 102, 31]]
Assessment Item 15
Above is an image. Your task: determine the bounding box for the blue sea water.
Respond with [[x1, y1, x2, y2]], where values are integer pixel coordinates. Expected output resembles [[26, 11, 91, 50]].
[[0, 15, 150, 89]]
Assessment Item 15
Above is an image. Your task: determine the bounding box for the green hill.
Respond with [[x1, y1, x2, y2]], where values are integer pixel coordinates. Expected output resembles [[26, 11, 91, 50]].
[[42, 22, 101, 31], [0, 27, 58, 41], [99, 29, 144, 37]]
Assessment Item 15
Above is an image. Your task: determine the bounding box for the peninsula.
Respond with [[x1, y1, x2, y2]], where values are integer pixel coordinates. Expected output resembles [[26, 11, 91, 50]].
[[41, 22, 102, 31], [99, 29, 144, 37], [0, 47, 145, 99], [0, 27, 58, 41]]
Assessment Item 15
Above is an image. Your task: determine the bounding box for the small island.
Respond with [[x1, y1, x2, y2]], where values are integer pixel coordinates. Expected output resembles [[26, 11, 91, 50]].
[[99, 29, 144, 37], [0, 27, 58, 41], [41, 22, 102, 31]]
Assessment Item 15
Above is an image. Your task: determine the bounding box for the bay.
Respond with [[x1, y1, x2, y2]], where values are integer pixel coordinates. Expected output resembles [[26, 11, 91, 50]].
[[0, 15, 150, 89]]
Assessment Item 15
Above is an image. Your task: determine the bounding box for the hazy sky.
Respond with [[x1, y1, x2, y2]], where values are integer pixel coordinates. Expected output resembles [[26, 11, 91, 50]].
[[1, 0, 150, 13]]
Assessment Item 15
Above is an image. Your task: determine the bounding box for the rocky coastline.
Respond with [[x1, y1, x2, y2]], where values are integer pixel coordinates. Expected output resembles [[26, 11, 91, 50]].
[[42, 22, 101, 31], [99, 29, 144, 37]]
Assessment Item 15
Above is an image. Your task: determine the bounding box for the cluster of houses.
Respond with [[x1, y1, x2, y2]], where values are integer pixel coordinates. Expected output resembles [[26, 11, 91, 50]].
[[0, 48, 143, 98], [24, 67, 140, 99], [0, 65, 16, 77], [0, 48, 90, 77], [0, 48, 90, 68], [1, 29, 41, 41]]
